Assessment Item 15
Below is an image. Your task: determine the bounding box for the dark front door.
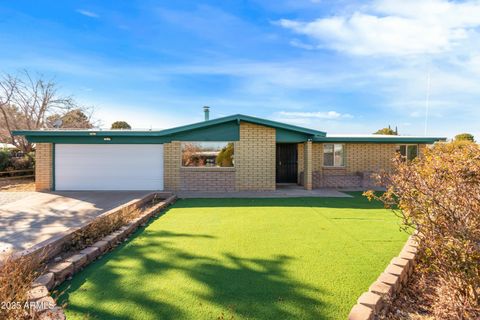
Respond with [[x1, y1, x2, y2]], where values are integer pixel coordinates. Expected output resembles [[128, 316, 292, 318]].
[[276, 143, 298, 183]]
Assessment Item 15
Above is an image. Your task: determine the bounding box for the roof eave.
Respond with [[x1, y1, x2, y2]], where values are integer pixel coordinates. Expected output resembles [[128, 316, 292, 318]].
[[313, 136, 447, 144]]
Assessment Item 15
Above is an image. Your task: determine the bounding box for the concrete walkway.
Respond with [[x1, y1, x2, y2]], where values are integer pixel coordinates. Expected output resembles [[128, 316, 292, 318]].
[[177, 186, 352, 198], [0, 191, 150, 253]]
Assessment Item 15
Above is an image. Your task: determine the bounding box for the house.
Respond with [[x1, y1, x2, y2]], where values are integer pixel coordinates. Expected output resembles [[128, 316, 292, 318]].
[[13, 111, 445, 192]]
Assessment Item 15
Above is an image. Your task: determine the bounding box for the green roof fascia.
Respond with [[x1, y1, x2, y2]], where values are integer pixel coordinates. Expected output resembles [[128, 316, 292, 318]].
[[13, 121, 240, 143], [12, 130, 165, 137], [20, 135, 173, 144], [313, 136, 447, 144]]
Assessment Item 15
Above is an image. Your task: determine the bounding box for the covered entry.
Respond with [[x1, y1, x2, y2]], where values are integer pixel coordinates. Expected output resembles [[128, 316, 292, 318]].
[[276, 143, 298, 183], [55, 144, 164, 190]]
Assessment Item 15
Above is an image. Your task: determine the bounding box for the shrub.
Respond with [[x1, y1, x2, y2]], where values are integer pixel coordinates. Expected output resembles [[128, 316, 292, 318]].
[[0, 254, 41, 320], [365, 141, 480, 319], [11, 157, 33, 171], [0, 149, 11, 171]]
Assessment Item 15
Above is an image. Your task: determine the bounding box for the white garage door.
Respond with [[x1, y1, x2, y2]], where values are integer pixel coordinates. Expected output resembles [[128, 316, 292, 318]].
[[55, 144, 164, 191]]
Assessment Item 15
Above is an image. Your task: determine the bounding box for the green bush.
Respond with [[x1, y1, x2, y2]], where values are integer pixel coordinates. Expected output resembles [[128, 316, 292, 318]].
[[0, 149, 12, 171]]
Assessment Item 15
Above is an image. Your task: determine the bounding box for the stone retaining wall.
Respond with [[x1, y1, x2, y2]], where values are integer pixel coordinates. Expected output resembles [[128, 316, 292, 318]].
[[26, 194, 177, 320], [348, 236, 419, 320]]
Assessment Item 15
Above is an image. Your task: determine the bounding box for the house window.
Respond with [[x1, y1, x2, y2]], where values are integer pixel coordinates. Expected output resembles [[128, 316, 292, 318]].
[[181, 142, 234, 167], [396, 144, 418, 161], [324, 144, 345, 167]]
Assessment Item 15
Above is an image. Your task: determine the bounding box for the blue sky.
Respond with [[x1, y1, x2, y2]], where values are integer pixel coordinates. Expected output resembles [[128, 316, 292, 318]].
[[1, 0, 479, 138]]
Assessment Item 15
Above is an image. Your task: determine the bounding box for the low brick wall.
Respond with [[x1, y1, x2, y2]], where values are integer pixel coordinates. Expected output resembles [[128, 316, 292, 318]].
[[348, 236, 419, 320], [180, 168, 236, 192], [26, 194, 177, 320]]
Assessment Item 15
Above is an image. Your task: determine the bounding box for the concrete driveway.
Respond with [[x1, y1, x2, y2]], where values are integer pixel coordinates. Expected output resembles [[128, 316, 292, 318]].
[[0, 191, 151, 253]]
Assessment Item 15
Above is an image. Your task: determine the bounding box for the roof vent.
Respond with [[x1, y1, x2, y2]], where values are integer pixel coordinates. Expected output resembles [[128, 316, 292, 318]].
[[203, 106, 210, 121]]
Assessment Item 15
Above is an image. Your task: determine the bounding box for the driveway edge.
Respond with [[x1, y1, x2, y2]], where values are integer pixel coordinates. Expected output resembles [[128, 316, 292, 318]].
[[26, 193, 177, 319]]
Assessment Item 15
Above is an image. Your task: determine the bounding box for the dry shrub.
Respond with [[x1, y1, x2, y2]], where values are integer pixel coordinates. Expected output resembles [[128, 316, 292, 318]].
[[365, 141, 480, 319], [0, 254, 41, 320], [65, 207, 143, 252]]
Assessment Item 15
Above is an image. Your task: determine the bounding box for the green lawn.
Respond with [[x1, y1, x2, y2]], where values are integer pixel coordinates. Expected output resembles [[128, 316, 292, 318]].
[[58, 193, 407, 320]]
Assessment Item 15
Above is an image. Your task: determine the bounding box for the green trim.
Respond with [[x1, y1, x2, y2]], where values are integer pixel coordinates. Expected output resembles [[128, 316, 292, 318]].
[[24, 136, 172, 144], [51, 143, 55, 191], [276, 128, 313, 143], [313, 136, 446, 144], [12, 114, 326, 144]]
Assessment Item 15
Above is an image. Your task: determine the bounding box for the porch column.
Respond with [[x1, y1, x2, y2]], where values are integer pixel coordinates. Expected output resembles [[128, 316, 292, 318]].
[[303, 140, 313, 190]]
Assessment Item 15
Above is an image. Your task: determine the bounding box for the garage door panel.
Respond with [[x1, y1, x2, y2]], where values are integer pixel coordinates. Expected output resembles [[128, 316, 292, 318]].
[[55, 144, 164, 191]]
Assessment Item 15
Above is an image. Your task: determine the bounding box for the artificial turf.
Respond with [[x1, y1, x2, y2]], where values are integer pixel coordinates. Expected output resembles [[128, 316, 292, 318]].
[[58, 192, 408, 320]]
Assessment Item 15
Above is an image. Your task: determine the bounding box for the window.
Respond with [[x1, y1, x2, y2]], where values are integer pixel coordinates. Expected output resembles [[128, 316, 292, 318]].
[[396, 144, 418, 161], [324, 144, 345, 167], [181, 142, 234, 167]]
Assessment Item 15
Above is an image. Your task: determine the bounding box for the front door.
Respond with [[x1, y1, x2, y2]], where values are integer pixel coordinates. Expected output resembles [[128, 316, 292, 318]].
[[276, 143, 298, 183]]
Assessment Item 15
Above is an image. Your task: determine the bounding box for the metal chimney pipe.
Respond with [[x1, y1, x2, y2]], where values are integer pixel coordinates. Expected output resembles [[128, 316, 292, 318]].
[[203, 106, 210, 121]]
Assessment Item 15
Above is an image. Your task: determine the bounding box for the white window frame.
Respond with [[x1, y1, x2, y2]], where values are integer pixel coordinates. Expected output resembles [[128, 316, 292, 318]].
[[396, 144, 419, 161], [323, 143, 345, 167]]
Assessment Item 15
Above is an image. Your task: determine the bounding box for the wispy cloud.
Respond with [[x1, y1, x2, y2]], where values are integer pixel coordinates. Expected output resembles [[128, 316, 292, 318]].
[[277, 0, 480, 56], [278, 110, 354, 119], [76, 9, 99, 19]]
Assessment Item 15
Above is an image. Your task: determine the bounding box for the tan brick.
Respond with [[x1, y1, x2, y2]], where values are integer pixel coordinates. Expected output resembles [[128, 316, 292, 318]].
[[65, 253, 88, 271], [348, 303, 374, 320], [35, 143, 53, 191], [236, 122, 275, 191], [27, 285, 49, 301], [92, 240, 110, 253], [378, 272, 401, 292], [33, 273, 54, 290], [358, 291, 383, 313], [80, 246, 100, 262], [49, 261, 73, 284], [369, 280, 394, 296]]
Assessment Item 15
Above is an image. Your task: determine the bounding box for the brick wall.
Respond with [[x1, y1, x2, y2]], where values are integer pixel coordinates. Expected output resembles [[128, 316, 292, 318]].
[[345, 144, 398, 173], [35, 143, 53, 191], [236, 122, 276, 191], [297, 143, 304, 185], [163, 141, 181, 191], [309, 143, 428, 188], [180, 168, 236, 192]]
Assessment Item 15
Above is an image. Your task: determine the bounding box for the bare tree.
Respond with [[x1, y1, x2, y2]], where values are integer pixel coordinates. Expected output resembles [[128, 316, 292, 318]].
[[0, 71, 95, 152]]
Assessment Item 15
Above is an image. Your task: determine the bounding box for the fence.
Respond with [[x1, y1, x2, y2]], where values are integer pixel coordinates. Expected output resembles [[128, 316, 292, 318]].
[[0, 169, 34, 180]]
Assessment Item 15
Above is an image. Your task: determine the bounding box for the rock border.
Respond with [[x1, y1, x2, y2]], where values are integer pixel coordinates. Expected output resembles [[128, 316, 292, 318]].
[[27, 194, 177, 320], [348, 236, 419, 320]]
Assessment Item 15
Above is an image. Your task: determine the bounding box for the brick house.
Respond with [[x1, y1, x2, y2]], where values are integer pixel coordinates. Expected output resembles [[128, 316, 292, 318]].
[[13, 113, 445, 192]]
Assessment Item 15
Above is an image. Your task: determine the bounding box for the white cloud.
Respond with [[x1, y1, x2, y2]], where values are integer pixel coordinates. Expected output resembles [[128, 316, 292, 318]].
[[278, 110, 354, 119], [76, 9, 99, 19], [277, 0, 480, 56]]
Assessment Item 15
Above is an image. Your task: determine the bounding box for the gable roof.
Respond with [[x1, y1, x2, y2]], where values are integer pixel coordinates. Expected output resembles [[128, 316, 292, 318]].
[[12, 113, 446, 144], [12, 114, 327, 139], [160, 114, 327, 137]]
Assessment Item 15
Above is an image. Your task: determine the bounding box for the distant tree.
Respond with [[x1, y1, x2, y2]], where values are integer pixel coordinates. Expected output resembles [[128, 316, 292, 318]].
[[0, 70, 95, 152], [374, 125, 398, 135], [111, 121, 131, 130], [47, 109, 94, 129], [454, 133, 475, 142]]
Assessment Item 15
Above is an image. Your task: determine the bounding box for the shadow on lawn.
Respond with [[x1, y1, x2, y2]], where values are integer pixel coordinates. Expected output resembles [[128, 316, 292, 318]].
[[58, 225, 327, 320]]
